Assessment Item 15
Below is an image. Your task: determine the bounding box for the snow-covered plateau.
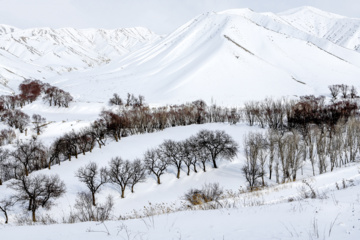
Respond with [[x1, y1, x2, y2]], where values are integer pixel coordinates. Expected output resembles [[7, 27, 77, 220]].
[[0, 6, 360, 240]]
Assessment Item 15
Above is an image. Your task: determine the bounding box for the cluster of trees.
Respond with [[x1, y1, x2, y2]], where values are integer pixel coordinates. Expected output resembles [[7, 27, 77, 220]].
[[243, 95, 358, 130], [109, 93, 145, 108], [242, 116, 360, 190], [75, 130, 238, 203], [75, 159, 145, 205], [0, 139, 47, 185], [328, 84, 358, 100], [42, 84, 73, 107], [144, 130, 238, 184], [0, 129, 16, 146], [0, 79, 73, 134]]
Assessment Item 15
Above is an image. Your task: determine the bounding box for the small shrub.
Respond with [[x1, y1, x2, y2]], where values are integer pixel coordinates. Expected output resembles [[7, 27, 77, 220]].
[[66, 192, 114, 222], [184, 183, 224, 206]]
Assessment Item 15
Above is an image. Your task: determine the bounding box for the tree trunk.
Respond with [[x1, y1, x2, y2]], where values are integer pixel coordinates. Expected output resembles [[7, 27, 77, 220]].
[[212, 158, 217, 168], [157, 176, 161, 184], [176, 168, 180, 179], [121, 188, 125, 198], [131, 185, 135, 193], [4, 210, 8, 224], [32, 209, 36, 222], [28, 199, 32, 211], [187, 166, 190, 176], [192, 164, 197, 173], [92, 192, 96, 206]]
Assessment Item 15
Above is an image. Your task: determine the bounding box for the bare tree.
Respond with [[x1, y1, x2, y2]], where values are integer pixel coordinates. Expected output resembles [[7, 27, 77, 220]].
[[160, 140, 183, 179], [10, 140, 44, 176], [328, 85, 341, 100], [71, 192, 114, 222], [350, 86, 358, 99], [0, 198, 15, 224], [196, 130, 238, 168], [32, 114, 46, 135], [129, 159, 146, 193], [109, 93, 123, 106], [242, 133, 264, 191], [9, 174, 65, 222], [76, 162, 108, 206], [108, 157, 133, 198], [180, 140, 196, 176], [340, 84, 349, 98], [144, 148, 168, 184]]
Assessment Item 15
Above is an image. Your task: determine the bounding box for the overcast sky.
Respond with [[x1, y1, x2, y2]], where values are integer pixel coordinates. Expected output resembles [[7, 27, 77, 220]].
[[0, 0, 359, 34]]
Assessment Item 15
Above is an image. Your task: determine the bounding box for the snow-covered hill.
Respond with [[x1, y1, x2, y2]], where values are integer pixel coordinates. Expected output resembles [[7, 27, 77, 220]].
[[39, 7, 359, 105], [1, 7, 360, 104], [279, 6, 360, 52], [0, 25, 159, 94]]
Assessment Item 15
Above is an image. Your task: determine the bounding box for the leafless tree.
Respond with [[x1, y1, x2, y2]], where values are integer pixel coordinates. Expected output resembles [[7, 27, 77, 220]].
[[340, 84, 349, 98], [108, 157, 133, 198], [350, 86, 358, 99], [9, 174, 65, 222], [75, 162, 108, 206], [160, 140, 183, 179], [32, 114, 46, 135], [196, 130, 238, 168], [0, 128, 16, 146], [109, 93, 123, 106], [71, 192, 114, 222], [242, 133, 265, 190], [129, 159, 146, 193], [0, 198, 15, 224], [10, 140, 45, 176], [144, 148, 168, 184], [328, 85, 341, 100]]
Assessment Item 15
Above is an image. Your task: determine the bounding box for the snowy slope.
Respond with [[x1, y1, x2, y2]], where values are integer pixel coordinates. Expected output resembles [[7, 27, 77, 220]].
[[0, 25, 159, 94], [1, 7, 360, 105], [0, 122, 359, 239], [46, 8, 360, 105], [279, 6, 360, 52]]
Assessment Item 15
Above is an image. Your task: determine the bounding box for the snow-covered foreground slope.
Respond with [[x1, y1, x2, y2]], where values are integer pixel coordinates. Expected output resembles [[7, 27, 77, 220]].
[[45, 7, 360, 105], [1, 186, 360, 240], [1, 122, 360, 239]]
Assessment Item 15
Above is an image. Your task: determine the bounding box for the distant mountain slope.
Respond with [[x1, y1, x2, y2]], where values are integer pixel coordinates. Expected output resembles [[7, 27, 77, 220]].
[[0, 25, 159, 94], [49, 7, 360, 105], [279, 6, 360, 52], [1, 7, 360, 104]]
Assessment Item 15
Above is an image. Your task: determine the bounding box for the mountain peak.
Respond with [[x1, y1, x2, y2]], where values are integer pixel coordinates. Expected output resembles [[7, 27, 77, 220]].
[[279, 6, 345, 19]]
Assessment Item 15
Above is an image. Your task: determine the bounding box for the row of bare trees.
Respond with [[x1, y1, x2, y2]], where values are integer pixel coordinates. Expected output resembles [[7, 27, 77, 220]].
[[144, 130, 238, 185], [242, 116, 360, 190], [328, 84, 358, 100], [243, 95, 358, 130], [0, 139, 47, 185], [74, 130, 238, 205]]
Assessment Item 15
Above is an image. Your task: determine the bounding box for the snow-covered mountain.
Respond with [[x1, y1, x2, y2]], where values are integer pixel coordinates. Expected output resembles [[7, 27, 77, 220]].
[[0, 25, 159, 94], [1, 6, 360, 104], [279, 6, 360, 52]]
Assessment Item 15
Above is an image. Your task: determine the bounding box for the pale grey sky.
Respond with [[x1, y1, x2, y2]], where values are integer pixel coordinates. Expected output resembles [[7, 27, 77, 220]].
[[0, 0, 359, 34]]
